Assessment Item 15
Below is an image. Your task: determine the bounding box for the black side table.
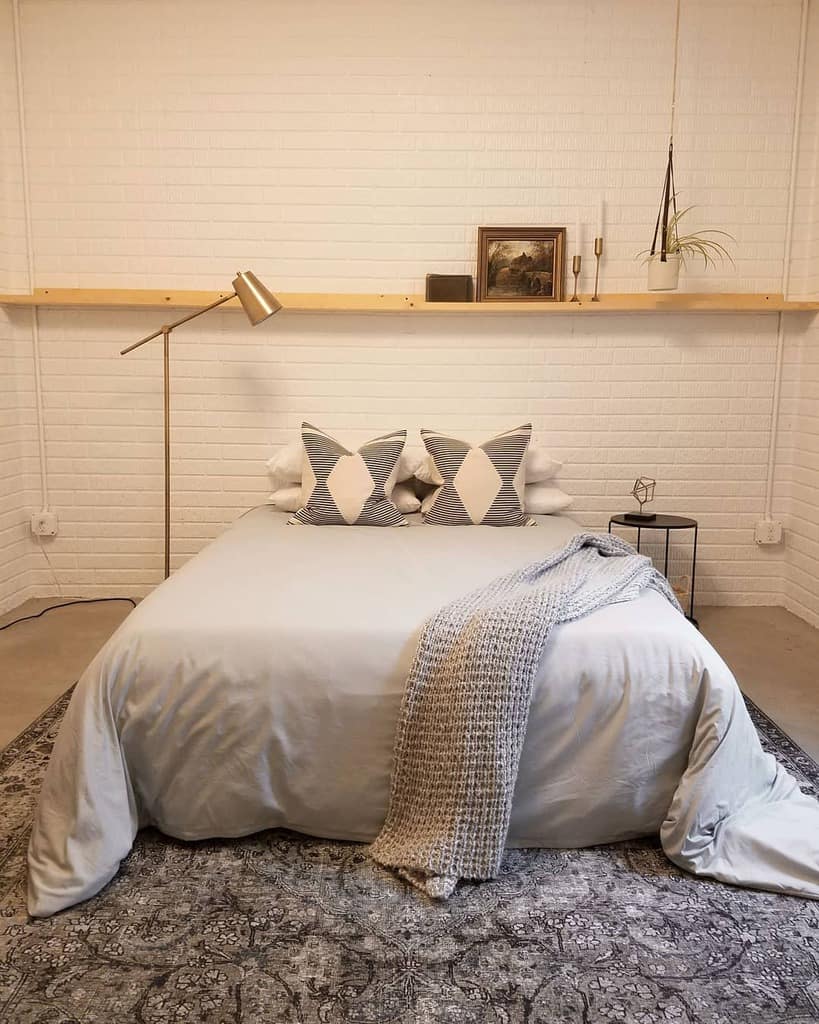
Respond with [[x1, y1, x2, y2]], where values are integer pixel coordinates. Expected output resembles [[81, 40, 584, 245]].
[[608, 514, 698, 625]]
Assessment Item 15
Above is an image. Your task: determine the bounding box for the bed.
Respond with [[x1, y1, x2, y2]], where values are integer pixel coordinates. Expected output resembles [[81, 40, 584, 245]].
[[27, 506, 819, 915]]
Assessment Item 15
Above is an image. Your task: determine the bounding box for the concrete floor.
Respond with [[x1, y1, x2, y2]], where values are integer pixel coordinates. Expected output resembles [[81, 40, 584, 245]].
[[696, 605, 819, 762], [1, 598, 818, 760], [0, 598, 133, 748]]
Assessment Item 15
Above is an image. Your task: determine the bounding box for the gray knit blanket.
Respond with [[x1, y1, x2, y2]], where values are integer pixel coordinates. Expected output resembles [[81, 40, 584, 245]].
[[369, 532, 682, 898]]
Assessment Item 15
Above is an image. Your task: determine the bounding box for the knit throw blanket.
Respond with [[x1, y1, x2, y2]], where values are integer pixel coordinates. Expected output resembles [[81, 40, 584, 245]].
[[369, 532, 681, 898]]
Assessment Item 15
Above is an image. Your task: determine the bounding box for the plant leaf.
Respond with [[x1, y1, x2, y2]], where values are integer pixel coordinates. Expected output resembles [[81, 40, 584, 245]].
[[640, 203, 735, 267]]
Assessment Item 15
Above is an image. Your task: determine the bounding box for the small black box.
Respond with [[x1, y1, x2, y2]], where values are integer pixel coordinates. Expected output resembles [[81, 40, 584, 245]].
[[425, 274, 474, 302]]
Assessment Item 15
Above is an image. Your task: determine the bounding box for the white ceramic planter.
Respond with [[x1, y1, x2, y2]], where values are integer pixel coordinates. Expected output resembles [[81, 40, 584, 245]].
[[647, 253, 681, 291]]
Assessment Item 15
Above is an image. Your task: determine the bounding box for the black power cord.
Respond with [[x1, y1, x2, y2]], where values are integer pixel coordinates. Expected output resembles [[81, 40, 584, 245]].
[[0, 597, 137, 633]]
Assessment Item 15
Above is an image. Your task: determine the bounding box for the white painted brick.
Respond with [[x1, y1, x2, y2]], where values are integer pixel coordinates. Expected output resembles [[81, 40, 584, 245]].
[[775, 0, 819, 626], [0, 310, 40, 613], [1, 0, 817, 618]]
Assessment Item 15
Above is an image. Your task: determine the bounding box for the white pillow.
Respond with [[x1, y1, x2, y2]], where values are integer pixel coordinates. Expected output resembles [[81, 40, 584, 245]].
[[416, 443, 562, 486], [396, 446, 424, 483], [525, 447, 563, 483], [415, 454, 443, 486], [392, 481, 421, 514], [524, 483, 573, 515], [268, 484, 302, 513], [266, 440, 303, 487]]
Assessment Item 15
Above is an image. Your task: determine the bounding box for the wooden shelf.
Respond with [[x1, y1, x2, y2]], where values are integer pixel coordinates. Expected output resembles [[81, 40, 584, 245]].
[[1, 288, 817, 314]]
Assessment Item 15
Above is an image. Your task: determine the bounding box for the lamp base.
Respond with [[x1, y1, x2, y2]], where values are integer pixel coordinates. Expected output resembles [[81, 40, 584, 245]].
[[622, 511, 657, 522]]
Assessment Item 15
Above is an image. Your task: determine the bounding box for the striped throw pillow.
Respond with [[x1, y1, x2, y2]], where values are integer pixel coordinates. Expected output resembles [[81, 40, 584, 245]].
[[290, 423, 408, 526], [421, 423, 533, 526]]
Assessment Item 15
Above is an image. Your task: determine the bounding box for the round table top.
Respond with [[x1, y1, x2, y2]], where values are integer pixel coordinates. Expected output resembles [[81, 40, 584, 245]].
[[609, 513, 697, 530]]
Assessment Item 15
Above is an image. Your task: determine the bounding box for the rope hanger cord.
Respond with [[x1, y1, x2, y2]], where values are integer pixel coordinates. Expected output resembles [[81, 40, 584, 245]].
[[650, 0, 682, 261], [668, 0, 681, 140]]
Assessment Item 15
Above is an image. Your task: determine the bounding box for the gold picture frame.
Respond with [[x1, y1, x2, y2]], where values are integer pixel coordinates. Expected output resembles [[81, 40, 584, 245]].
[[477, 226, 566, 302]]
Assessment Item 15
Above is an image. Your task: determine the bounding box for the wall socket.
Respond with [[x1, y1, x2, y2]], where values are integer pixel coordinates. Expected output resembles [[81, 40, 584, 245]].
[[31, 510, 59, 537], [755, 519, 783, 545]]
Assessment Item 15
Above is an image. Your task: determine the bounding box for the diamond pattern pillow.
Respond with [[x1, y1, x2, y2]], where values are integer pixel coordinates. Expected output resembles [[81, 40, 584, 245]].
[[290, 423, 408, 526], [420, 423, 533, 526]]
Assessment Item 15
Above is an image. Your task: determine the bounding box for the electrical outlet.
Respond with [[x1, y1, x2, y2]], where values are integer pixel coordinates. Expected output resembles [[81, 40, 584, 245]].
[[755, 519, 782, 545], [31, 510, 59, 537]]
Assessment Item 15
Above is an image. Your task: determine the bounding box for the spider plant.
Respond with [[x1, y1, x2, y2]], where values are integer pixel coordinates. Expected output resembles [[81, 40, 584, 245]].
[[638, 205, 734, 269]]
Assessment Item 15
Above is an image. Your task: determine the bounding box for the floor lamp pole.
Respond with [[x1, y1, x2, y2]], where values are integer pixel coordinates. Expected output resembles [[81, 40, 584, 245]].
[[163, 326, 171, 580], [120, 272, 282, 582], [121, 292, 240, 580]]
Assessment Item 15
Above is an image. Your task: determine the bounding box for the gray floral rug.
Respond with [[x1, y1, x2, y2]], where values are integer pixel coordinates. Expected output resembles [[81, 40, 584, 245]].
[[1, 690, 819, 1023]]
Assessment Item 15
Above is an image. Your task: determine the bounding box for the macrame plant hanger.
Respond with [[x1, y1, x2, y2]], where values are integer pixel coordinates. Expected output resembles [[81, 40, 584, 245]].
[[650, 0, 682, 262]]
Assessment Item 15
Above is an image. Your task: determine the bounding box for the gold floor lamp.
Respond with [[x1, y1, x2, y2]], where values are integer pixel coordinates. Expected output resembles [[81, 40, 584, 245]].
[[121, 271, 282, 579]]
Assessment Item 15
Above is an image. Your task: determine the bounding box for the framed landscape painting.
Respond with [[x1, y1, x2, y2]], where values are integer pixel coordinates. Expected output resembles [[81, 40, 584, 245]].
[[477, 226, 566, 302]]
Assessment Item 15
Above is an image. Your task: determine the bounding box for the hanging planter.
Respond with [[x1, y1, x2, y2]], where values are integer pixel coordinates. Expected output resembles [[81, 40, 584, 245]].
[[638, 2, 733, 291], [646, 252, 681, 291], [644, 140, 682, 292], [638, 142, 734, 291]]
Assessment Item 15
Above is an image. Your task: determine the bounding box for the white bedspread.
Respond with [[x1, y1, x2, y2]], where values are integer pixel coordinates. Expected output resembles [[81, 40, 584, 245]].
[[28, 507, 819, 916]]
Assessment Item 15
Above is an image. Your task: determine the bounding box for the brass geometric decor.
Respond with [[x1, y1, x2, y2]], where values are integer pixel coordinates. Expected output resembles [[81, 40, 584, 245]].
[[627, 476, 657, 520]]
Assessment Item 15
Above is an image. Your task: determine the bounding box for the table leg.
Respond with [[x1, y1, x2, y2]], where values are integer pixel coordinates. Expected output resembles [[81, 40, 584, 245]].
[[637, 527, 641, 552], [690, 525, 698, 624], [663, 530, 670, 578]]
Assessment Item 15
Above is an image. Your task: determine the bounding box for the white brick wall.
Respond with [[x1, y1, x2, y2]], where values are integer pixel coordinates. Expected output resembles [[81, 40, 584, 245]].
[[790, 0, 819, 301], [778, 0, 819, 628], [1, 0, 818, 618], [779, 321, 819, 628], [0, 0, 27, 293], [11, 0, 804, 295], [0, 0, 37, 614], [0, 308, 39, 614], [0, 311, 25, 613], [22, 305, 785, 607]]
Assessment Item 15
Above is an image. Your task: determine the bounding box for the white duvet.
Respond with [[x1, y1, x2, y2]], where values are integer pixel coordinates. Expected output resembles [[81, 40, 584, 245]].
[[28, 507, 819, 916]]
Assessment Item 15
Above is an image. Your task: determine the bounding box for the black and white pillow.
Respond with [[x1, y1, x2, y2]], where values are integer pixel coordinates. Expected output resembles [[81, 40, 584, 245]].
[[290, 423, 408, 526], [420, 423, 533, 526]]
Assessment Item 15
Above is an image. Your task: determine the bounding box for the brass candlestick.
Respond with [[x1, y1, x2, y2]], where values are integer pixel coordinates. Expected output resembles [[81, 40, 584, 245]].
[[570, 254, 581, 302], [591, 236, 603, 301]]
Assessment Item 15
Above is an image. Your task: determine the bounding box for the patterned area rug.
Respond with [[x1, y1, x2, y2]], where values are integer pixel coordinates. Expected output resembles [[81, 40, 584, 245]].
[[1, 690, 818, 1024]]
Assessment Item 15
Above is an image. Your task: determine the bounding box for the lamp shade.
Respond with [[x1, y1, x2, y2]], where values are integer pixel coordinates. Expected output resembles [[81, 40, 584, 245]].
[[233, 270, 282, 325]]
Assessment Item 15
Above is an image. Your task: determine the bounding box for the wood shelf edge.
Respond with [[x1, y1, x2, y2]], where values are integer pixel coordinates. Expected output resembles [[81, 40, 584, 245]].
[[1, 288, 817, 314]]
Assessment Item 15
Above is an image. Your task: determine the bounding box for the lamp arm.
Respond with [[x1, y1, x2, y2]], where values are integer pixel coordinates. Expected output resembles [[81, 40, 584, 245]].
[[120, 291, 238, 355]]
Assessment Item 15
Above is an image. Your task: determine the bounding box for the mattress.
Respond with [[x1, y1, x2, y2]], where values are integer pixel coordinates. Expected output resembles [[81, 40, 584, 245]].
[[27, 506, 819, 915]]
